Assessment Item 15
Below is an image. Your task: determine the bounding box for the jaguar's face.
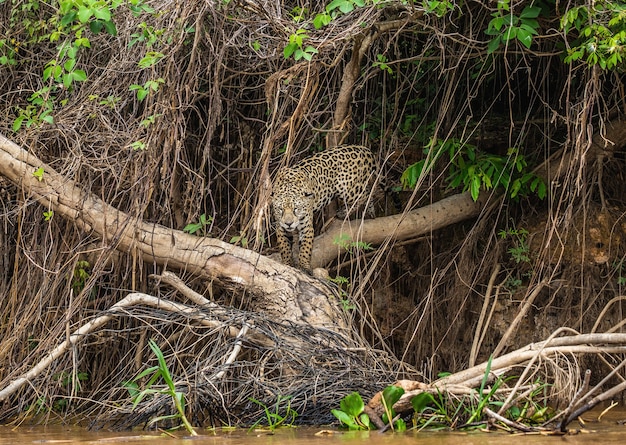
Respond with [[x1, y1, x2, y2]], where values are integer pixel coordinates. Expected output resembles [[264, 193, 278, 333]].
[[271, 170, 315, 232]]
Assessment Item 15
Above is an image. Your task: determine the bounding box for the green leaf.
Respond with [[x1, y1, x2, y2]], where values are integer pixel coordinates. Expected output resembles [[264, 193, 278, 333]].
[[382, 385, 405, 408], [313, 13, 331, 29], [339, 1, 355, 13], [394, 418, 407, 431], [359, 413, 371, 429], [411, 392, 435, 413], [537, 180, 547, 199], [77, 6, 93, 23], [510, 178, 522, 198], [93, 7, 111, 21], [103, 20, 117, 36], [64, 58, 76, 72], [133, 365, 160, 380], [283, 42, 298, 59], [60, 11, 77, 26], [72, 69, 87, 82], [62, 72, 72, 88], [90, 20, 104, 34], [519, 5, 541, 19], [13, 116, 25, 132], [516, 27, 533, 48], [327, 0, 348, 13], [503, 26, 518, 42], [148, 339, 175, 390], [331, 409, 356, 428], [340, 392, 364, 417], [487, 36, 501, 54], [470, 175, 481, 201], [401, 160, 425, 189], [32, 167, 45, 181]]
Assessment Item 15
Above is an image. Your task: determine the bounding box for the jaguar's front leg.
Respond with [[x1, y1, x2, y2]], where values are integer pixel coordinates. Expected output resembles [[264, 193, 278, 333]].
[[276, 226, 295, 266], [297, 223, 315, 273]]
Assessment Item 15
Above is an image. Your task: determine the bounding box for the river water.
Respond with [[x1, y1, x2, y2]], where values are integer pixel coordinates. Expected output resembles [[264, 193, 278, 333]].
[[1, 408, 625, 445]]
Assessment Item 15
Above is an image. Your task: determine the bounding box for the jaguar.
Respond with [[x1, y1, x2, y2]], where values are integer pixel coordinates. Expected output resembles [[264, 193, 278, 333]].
[[270, 145, 376, 272]]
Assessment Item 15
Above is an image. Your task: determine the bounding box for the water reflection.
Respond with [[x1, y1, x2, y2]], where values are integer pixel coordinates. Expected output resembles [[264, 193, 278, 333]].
[[2, 408, 626, 445]]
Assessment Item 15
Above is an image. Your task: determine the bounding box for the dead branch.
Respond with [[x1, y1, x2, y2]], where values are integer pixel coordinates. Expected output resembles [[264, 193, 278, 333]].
[[0, 292, 241, 403]]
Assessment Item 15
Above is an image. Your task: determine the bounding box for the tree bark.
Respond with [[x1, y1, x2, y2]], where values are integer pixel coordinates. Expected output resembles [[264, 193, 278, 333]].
[[311, 192, 487, 268]]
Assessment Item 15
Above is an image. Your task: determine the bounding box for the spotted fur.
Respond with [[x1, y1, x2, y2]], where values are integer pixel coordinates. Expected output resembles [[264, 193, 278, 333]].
[[270, 145, 375, 272]]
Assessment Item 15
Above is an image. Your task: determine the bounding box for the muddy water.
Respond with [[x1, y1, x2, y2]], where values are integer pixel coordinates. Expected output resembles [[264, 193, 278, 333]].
[[1, 408, 626, 445]]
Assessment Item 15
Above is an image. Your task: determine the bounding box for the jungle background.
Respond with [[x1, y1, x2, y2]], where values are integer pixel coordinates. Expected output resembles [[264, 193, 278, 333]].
[[0, 0, 626, 429]]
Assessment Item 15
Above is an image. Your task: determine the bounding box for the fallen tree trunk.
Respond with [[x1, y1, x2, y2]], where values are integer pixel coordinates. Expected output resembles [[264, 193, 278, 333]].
[[0, 132, 344, 330]]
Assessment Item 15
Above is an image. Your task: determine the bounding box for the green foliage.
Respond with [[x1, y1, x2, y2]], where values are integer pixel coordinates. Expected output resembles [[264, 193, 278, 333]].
[[183, 213, 213, 236], [32, 167, 45, 181], [229, 232, 249, 248], [380, 385, 406, 432], [328, 275, 355, 310], [249, 395, 299, 431], [422, 0, 455, 17], [466, 355, 500, 424], [72, 260, 91, 293], [401, 138, 547, 202], [333, 233, 373, 255], [129, 22, 163, 47], [485, 0, 542, 53], [332, 386, 405, 431], [8, 0, 164, 132], [129, 140, 146, 151], [58, 370, 89, 392], [498, 226, 531, 264], [331, 392, 372, 430], [138, 50, 165, 68], [410, 390, 453, 429], [123, 339, 197, 436], [129, 78, 164, 101], [561, 0, 626, 70], [284, 28, 318, 61], [373, 54, 393, 74]]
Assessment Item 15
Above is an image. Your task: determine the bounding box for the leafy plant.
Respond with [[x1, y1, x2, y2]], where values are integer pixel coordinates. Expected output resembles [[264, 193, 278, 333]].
[[328, 275, 355, 310], [331, 392, 372, 430], [123, 339, 197, 436], [560, 0, 626, 70], [43, 210, 54, 221], [229, 232, 249, 248], [422, 0, 455, 17], [72, 260, 91, 293], [130, 78, 165, 101], [283, 28, 318, 61], [58, 370, 89, 393], [498, 226, 531, 264], [466, 355, 501, 424], [410, 390, 452, 430], [333, 233, 373, 255], [32, 167, 45, 181], [373, 54, 393, 74], [485, 0, 542, 53], [183, 213, 213, 236], [401, 138, 547, 201], [380, 385, 406, 432], [249, 395, 298, 431]]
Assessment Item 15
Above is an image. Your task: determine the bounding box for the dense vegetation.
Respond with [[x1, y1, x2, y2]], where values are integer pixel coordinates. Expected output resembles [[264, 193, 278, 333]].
[[0, 0, 625, 430]]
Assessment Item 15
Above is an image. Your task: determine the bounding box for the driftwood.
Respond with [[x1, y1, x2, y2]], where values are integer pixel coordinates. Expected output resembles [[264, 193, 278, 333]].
[[366, 331, 626, 431]]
